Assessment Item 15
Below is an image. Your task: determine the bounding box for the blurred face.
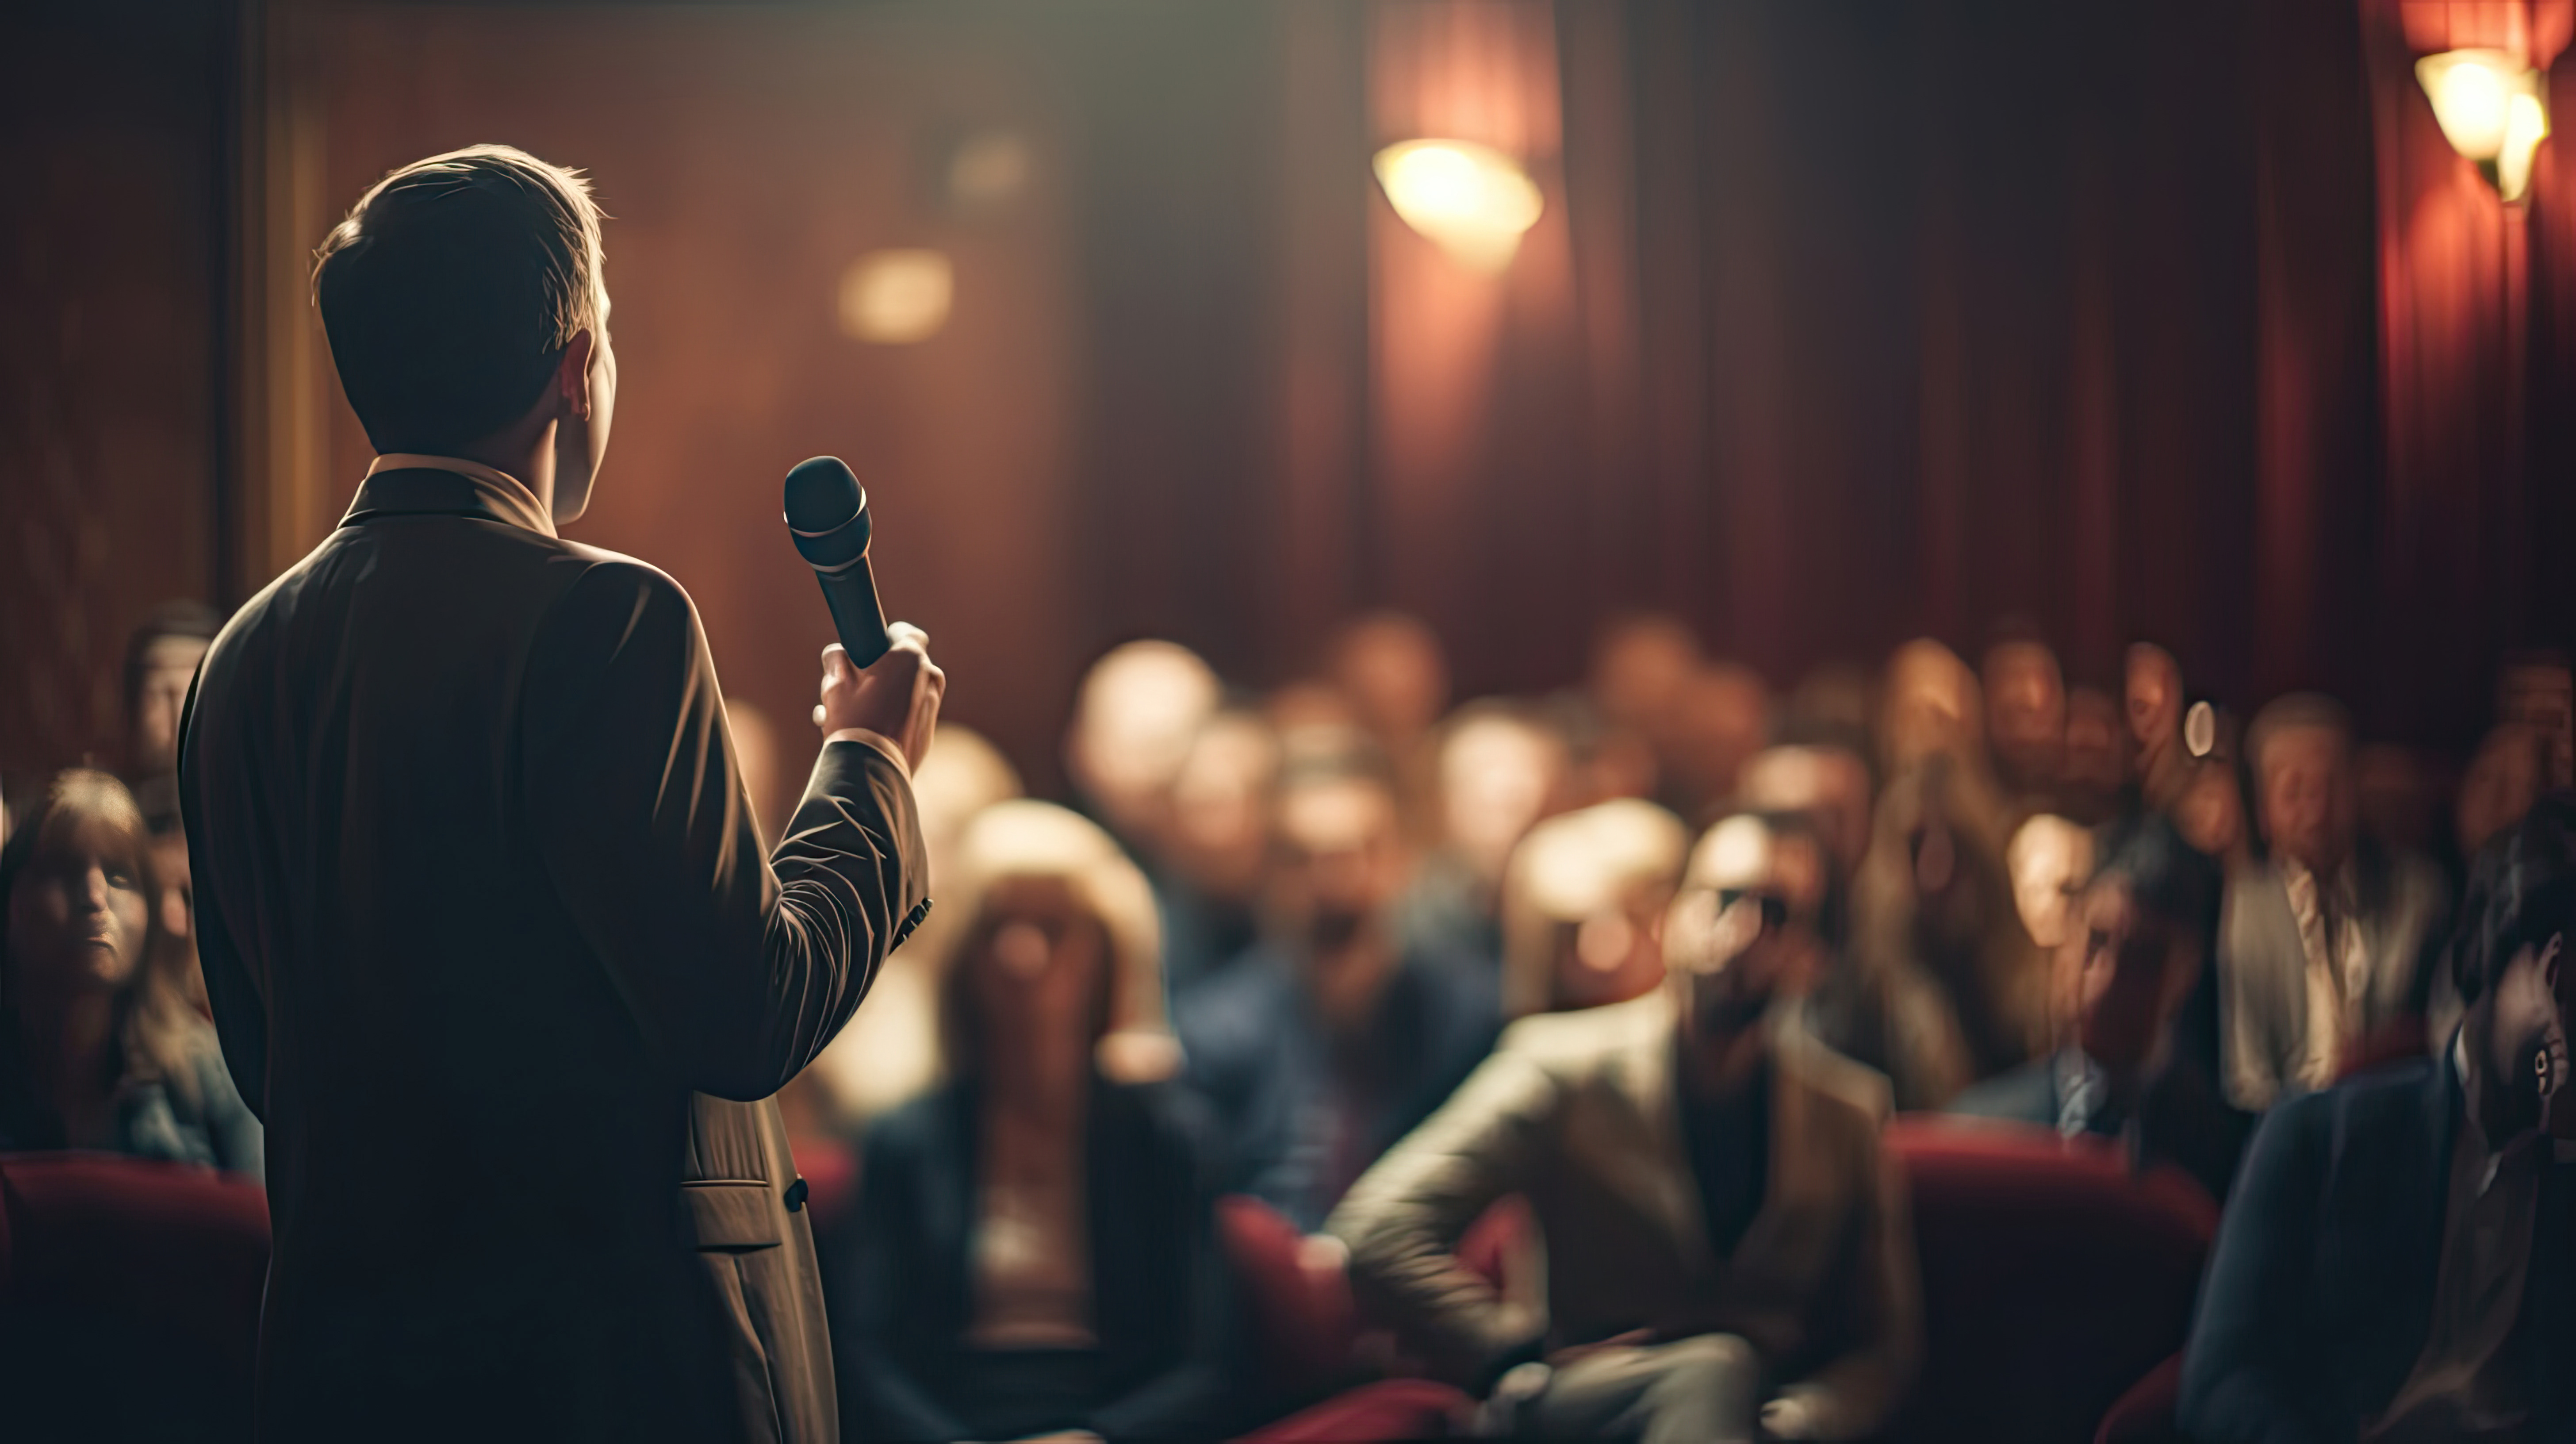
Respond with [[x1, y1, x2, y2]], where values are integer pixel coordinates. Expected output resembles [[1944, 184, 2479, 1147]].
[[1738, 745, 1871, 876], [1441, 718, 1562, 878], [1334, 617, 1448, 745], [966, 875, 1107, 1053], [1168, 715, 1278, 897], [2499, 661, 2575, 789], [1885, 643, 1978, 770], [2459, 725, 2546, 858], [1275, 779, 1407, 953], [1667, 819, 1825, 1056], [1671, 667, 1771, 803], [2125, 646, 2181, 749], [131, 634, 211, 774], [2009, 817, 2094, 951], [8, 814, 151, 1005], [2067, 877, 2195, 1072], [2176, 764, 2246, 859], [2063, 688, 2127, 797], [1985, 642, 2066, 771], [1593, 618, 1700, 733], [2258, 726, 2355, 874], [1549, 880, 1672, 1012], [1068, 644, 1220, 839]]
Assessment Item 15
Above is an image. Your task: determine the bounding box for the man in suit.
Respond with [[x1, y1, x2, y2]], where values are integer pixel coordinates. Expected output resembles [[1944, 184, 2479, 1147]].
[[2182, 794, 2576, 1443], [1178, 747, 1499, 1231], [1330, 811, 1920, 1443], [1948, 815, 2249, 1202], [2218, 694, 2448, 1111], [179, 146, 941, 1443]]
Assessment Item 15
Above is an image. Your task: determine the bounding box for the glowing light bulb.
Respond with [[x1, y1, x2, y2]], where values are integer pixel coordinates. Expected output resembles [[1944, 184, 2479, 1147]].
[[2415, 50, 2551, 204], [1372, 138, 1545, 273], [2499, 87, 2552, 202]]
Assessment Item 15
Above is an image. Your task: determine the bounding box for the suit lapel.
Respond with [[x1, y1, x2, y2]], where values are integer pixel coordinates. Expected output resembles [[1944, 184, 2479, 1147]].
[[1606, 994, 1714, 1277]]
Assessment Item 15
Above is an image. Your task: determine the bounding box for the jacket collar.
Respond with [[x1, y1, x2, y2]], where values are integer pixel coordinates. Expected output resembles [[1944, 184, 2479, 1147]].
[[343, 454, 556, 538]]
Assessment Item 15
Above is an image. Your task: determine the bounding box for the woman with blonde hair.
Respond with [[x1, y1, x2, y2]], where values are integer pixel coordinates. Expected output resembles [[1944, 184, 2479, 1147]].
[[835, 801, 1235, 1442], [0, 769, 260, 1176]]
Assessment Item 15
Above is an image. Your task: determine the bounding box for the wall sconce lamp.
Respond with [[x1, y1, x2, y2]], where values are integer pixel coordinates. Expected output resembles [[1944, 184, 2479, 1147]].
[[1372, 138, 1544, 273], [2416, 49, 2552, 202]]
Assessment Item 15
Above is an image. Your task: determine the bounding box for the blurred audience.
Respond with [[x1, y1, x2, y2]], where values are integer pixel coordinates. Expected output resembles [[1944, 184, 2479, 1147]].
[[2125, 642, 2190, 815], [1499, 799, 1687, 1018], [1737, 743, 1874, 886], [1663, 662, 1774, 824], [2181, 795, 2576, 1443], [1332, 810, 1920, 1443], [2060, 686, 2127, 823], [120, 601, 222, 835], [1982, 630, 2066, 804], [2496, 651, 2574, 790], [0, 770, 260, 1177], [1064, 639, 1222, 854], [808, 723, 1025, 1130], [2218, 694, 2449, 1112], [1329, 611, 1450, 841], [1156, 707, 1280, 996], [1402, 700, 1569, 967], [834, 801, 1231, 1443], [1950, 816, 2247, 1202], [2005, 814, 2094, 956], [1176, 748, 1498, 1229]]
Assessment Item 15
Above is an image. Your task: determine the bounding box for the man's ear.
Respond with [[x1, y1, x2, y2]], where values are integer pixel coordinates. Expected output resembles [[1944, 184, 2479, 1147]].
[[554, 330, 596, 420]]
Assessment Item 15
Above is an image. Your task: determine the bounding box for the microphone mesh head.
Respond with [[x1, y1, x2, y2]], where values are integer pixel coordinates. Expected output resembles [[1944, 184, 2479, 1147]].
[[783, 456, 865, 531]]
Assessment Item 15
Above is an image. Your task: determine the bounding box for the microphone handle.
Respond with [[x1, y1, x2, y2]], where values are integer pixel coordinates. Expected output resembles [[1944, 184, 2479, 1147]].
[[817, 558, 894, 668]]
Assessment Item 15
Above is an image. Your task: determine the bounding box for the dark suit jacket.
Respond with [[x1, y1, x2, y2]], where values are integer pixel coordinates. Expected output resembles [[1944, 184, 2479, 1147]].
[[2179, 1052, 2576, 1444], [178, 464, 928, 1443], [833, 1076, 1239, 1443], [1176, 941, 1499, 1230]]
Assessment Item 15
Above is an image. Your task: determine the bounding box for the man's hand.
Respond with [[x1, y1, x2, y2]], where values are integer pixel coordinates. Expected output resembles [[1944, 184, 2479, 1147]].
[[1759, 1394, 1821, 1440], [814, 622, 943, 773]]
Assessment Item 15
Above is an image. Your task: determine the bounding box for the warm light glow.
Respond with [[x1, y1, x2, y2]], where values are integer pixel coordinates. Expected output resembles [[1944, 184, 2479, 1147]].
[[2416, 49, 2551, 202], [838, 249, 953, 345], [1372, 138, 1544, 273], [2499, 87, 2552, 202]]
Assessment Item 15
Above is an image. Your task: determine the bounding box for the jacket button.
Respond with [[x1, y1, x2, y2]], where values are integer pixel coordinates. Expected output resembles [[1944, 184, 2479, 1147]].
[[785, 1177, 808, 1213]]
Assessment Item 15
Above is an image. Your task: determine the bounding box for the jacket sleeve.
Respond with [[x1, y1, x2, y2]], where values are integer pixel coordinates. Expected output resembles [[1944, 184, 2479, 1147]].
[[1777, 1130, 1923, 1440], [176, 669, 269, 1125], [1325, 1039, 1560, 1385], [2177, 1096, 2334, 1444], [2220, 888, 2286, 1113], [522, 559, 928, 1101]]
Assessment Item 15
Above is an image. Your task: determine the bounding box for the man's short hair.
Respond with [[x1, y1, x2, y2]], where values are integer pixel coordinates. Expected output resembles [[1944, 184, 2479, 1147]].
[[2243, 691, 2354, 777], [314, 145, 607, 454]]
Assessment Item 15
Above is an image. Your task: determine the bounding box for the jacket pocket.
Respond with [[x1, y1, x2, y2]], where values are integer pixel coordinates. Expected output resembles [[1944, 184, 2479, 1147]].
[[683, 1179, 782, 1251]]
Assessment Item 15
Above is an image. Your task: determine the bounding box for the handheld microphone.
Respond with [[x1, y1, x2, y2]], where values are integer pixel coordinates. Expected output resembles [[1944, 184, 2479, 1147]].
[[782, 456, 893, 668]]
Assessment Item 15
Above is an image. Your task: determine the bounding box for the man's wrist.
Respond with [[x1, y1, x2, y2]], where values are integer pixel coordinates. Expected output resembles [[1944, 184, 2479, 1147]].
[[824, 727, 909, 778]]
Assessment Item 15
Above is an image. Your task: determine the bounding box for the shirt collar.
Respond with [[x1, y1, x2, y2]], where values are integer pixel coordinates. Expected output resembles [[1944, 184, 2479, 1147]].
[[346, 453, 557, 538]]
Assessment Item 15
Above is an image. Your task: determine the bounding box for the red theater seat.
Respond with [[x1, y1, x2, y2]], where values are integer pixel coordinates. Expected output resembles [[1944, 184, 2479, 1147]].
[[0, 1151, 270, 1443], [1883, 1118, 2216, 1444]]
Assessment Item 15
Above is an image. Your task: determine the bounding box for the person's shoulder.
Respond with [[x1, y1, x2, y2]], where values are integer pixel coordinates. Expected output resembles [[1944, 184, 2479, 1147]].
[[1778, 1018, 1896, 1123], [529, 546, 706, 652], [1176, 946, 1297, 1038], [1497, 991, 1668, 1070]]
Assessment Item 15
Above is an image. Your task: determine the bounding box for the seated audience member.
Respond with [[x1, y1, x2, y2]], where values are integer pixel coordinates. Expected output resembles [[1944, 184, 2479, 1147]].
[[1843, 753, 2048, 1108], [2061, 685, 2128, 823], [2176, 755, 2255, 873], [1663, 662, 1774, 823], [1785, 662, 1875, 744], [1949, 816, 2248, 1201], [1063, 638, 1222, 857], [1157, 707, 1280, 997], [2496, 651, 2574, 790], [2180, 795, 2576, 1443], [1739, 741, 1874, 884], [1329, 611, 1451, 841], [1178, 749, 1499, 1229], [1983, 629, 2069, 803], [2125, 642, 2191, 815], [2459, 722, 2550, 863], [1401, 700, 1569, 966], [836, 801, 1230, 1443], [2006, 814, 2095, 955], [807, 723, 1024, 1129], [2219, 694, 2449, 1111], [1590, 612, 1703, 748], [1499, 799, 1688, 1017], [120, 600, 223, 835], [0, 770, 260, 1177], [1331, 810, 1920, 1443]]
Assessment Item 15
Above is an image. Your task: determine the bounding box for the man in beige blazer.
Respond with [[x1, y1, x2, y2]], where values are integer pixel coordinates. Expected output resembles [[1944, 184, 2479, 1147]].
[[1330, 812, 1920, 1443]]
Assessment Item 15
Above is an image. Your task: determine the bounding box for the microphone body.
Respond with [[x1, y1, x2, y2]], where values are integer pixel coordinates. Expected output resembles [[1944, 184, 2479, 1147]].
[[783, 456, 893, 668]]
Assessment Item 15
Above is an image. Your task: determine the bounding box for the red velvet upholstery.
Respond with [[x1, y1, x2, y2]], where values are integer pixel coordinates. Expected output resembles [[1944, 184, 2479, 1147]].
[[0, 1152, 270, 1442], [2095, 1351, 2186, 1444], [1883, 1118, 2216, 1444], [1232, 1377, 1469, 1443], [1217, 1193, 1361, 1402]]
